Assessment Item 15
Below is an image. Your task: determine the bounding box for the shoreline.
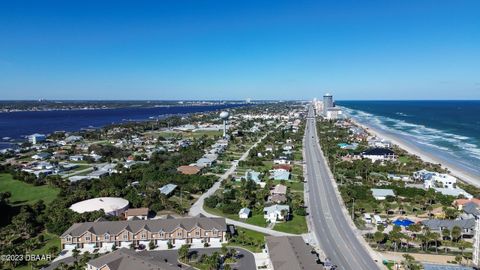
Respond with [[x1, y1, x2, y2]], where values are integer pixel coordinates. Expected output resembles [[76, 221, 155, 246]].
[[349, 118, 480, 188]]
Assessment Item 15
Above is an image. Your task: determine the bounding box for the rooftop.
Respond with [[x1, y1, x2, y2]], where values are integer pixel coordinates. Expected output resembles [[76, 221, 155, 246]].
[[266, 236, 323, 270]]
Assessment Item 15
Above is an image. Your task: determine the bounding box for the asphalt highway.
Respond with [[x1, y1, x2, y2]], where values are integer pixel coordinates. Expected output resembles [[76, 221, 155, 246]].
[[304, 105, 379, 270]]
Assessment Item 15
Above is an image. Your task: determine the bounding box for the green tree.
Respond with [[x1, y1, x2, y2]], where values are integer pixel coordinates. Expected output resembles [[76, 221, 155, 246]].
[[451, 226, 462, 242], [441, 228, 450, 240], [373, 231, 384, 250], [178, 244, 190, 261]]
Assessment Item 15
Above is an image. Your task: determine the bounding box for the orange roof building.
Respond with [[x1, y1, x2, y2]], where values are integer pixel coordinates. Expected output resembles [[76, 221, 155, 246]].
[[177, 165, 201, 175]]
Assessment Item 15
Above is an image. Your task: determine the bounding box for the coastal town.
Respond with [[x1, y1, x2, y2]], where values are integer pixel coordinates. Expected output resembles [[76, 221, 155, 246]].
[[0, 98, 479, 270]]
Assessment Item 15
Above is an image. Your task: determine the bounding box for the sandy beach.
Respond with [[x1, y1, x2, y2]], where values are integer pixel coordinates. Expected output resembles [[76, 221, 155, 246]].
[[350, 119, 480, 188]]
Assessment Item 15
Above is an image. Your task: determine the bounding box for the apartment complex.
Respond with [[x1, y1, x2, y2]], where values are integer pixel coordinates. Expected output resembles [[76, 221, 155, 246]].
[[60, 215, 227, 250]]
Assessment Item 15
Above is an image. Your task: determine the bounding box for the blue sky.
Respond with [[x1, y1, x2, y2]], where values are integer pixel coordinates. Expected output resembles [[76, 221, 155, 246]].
[[0, 0, 479, 100]]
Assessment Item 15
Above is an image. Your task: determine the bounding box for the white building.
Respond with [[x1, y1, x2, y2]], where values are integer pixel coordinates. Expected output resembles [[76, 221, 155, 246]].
[[373, 215, 384, 225], [28, 133, 46, 144], [69, 197, 129, 216], [371, 188, 395, 200], [238, 208, 251, 219], [264, 204, 290, 223], [424, 173, 457, 189], [326, 107, 343, 120]]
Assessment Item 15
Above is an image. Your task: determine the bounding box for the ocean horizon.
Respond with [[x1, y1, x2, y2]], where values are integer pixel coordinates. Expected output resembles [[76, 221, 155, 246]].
[[337, 100, 480, 179]]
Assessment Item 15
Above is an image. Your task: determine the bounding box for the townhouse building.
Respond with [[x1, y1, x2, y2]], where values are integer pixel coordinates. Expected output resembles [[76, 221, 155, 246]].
[[60, 215, 227, 250]]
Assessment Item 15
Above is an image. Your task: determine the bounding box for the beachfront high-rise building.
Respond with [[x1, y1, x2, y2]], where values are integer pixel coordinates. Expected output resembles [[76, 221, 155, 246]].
[[323, 93, 333, 115]]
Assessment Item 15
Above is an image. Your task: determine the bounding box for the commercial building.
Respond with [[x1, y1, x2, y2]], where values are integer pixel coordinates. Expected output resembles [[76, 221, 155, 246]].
[[60, 215, 227, 250], [69, 197, 129, 216]]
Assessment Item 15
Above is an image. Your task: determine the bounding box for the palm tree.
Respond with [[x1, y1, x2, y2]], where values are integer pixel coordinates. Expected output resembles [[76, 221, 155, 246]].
[[451, 226, 462, 242], [441, 228, 450, 241]]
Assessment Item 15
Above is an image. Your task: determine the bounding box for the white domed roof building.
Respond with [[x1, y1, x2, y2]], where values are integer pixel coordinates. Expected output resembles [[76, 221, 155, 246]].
[[69, 197, 129, 216]]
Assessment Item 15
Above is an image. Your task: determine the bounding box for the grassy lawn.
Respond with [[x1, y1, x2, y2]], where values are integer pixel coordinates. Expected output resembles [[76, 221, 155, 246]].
[[273, 215, 308, 234], [273, 180, 304, 192], [398, 156, 411, 164], [204, 206, 267, 228], [226, 227, 266, 253], [32, 232, 60, 255], [0, 173, 59, 205]]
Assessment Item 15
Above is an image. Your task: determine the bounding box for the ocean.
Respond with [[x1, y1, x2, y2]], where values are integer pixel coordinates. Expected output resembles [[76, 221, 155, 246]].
[[337, 100, 480, 179], [0, 104, 242, 149]]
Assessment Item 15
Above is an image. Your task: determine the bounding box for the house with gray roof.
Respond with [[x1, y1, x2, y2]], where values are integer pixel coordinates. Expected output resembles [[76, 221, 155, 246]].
[[264, 204, 290, 223], [265, 236, 323, 270], [159, 183, 178, 196], [421, 219, 475, 236], [245, 170, 261, 183], [271, 170, 290, 181], [461, 202, 480, 219], [371, 188, 395, 200]]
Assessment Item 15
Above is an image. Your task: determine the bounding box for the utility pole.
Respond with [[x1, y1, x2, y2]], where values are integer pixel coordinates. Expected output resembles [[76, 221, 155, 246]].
[[351, 198, 355, 220]]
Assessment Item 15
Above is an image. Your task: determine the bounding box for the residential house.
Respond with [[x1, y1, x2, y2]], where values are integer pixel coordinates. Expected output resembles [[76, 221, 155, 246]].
[[273, 164, 292, 172], [368, 138, 392, 148], [69, 155, 84, 161], [196, 157, 214, 168], [361, 148, 397, 162], [424, 173, 457, 189], [159, 184, 178, 196], [245, 170, 261, 183], [461, 202, 480, 220], [264, 204, 290, 223], [32, 152, 51, 160], [273, 158, 291, 165], [371, 188, 395, 200], [422, 219, 475, 237], [433, 188, 473, 199], [271, 184, 287, 196], [453, 198, 480, 210], [125, 208, 149, 220], [271, 170, 290, 181], [238, 208, 251, 219]]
